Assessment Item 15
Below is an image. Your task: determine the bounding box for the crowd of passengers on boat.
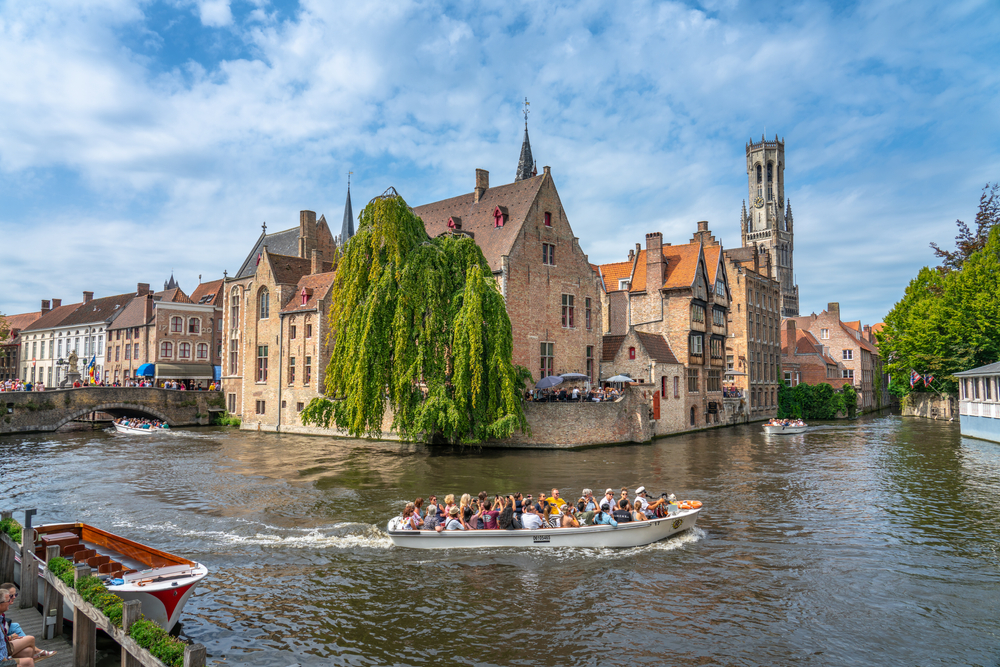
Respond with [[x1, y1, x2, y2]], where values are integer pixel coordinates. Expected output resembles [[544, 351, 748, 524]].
[[766, 418, 806, 427], [113, 417, 170, 430], [398, 487, 701, 531]]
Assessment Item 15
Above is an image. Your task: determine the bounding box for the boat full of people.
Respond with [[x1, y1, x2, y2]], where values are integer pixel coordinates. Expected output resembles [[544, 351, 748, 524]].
[[387, 486, 702, 549], [112, 417, 170, 434], [15, 521, 208, 631], [763, 418, 808, 434]]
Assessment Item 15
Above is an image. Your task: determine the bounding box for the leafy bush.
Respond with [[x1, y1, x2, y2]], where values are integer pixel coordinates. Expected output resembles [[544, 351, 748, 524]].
[[129, 619, 185, 667], [777, 381, 855, 420], [212, 411, 241, 426], [0, 517, 22, 544]]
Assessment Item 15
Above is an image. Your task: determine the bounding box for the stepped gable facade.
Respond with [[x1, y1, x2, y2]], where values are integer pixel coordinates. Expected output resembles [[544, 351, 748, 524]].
[[222, 208, 338, 429], [597, 221, 732, 431], [721, 242, 781, 420], [412, 166, 603, 382], [1, 309, 43, 381]]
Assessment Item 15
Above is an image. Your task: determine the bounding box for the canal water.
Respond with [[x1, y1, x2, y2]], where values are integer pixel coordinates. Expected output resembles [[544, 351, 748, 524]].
[[2, 414, 998, 666]]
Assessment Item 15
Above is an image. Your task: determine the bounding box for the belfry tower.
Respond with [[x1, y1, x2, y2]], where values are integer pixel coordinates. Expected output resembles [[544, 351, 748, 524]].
[[740, 135, 799, 317]]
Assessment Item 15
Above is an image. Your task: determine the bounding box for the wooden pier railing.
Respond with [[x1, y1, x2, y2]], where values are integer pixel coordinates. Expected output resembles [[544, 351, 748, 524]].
[[1, 510, 206, 667]]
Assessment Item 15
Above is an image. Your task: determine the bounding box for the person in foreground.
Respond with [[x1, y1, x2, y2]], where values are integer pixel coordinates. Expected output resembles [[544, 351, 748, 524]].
[[0, 587, 36, 667]]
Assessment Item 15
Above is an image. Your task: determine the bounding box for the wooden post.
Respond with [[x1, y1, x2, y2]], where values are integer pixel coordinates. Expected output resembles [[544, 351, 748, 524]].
[[20, 525, 38, 610], [121, 600, 142, 667], [73, 564, 96, 667], [184, 644, 207, 667], [43, 545, 64, 640], [0, 510, 13, 584]]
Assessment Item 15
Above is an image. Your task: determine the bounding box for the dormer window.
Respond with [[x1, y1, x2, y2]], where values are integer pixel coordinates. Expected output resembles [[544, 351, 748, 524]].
[[493, 205, 508, 228], [301, 288, 308, 305], [618, 279, 630, 291], [448, 216, 461, 230]]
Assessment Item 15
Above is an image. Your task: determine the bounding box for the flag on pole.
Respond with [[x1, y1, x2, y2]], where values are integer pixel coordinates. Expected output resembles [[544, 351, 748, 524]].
[[910, 369, 920, 388], [88, 355, 96, 384], [923, 374, 934, 388]]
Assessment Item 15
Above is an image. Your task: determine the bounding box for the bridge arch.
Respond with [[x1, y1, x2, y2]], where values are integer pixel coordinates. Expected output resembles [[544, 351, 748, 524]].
[[53, 403, 175, 431]]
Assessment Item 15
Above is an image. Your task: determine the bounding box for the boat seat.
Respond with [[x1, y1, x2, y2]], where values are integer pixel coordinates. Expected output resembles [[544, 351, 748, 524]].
[[73, 549, 97, 563], [62, 544, 86, 558], [87, 555, 111, 568], [40, 532, 81, 552], [98, 561, 120, 574]]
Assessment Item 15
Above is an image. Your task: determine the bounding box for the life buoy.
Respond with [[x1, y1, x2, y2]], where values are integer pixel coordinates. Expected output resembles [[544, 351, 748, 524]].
[[689, 501, 702, 509], [678, 503, 691, 510]]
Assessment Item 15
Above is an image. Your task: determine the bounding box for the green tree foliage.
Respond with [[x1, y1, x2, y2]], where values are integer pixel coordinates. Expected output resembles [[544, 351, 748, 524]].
[[777, 381, 854, 419], [0, 314, 9, 343], [879, 225, 1000, 394], [301, 190, 530, 444], [930, 183, 999, 273]]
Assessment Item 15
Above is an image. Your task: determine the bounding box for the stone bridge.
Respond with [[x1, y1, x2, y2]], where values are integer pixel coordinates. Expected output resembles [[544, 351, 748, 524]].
[[0, 387, 225, 434]]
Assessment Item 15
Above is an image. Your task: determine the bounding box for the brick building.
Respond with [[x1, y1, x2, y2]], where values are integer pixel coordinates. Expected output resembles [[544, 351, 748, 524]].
[[780, 320, 840, 387], [412, 163, 603, 383], [721, 243, 781, 420], [597, 221, 732, 431], [221, 209, 339, 429], [783, 303, 887, 412], [106, 282, 219, 386], [0, 310, 43, 381], [601, 329, 685, 435]]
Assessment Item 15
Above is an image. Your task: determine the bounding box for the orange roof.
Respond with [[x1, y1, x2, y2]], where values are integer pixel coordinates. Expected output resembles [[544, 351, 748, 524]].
[[872, 322, 885, 334], [662, 242, 702, 290], [843, 320, 861, 332], [191, 279, 224, 307], [281, 271, 336, 313], [632, 250, 647, 291], [703, 246, 722, 284], [598, 240, 704, 293], [599, 260, 634, 292]]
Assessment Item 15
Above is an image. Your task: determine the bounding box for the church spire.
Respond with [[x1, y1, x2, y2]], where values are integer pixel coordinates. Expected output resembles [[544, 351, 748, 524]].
[[341, 172, 355, 245], [785, 198, 793, 231], [515, 97, 534, 182]]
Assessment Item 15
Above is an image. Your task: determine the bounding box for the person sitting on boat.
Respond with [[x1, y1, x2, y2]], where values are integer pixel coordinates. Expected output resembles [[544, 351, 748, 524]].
[[441, 494, 456, 521], [460, 494, 478, 530], [581, 489, 598, 512], [594, 503, 618, 527], [481, 496, 501, 529], [497, 496, 518, 530], [535, 490, 550, 517], [545, 488, 567, 527], [633, 487, 666, 518], [560, 505, 581, 528], [400, 503, 419, 530], [423, 503, 440, 530], [601, 489, 617, 515], [612, 499, 633, 524], [435, 506, 464, 531], [520, 502, 545, 530]]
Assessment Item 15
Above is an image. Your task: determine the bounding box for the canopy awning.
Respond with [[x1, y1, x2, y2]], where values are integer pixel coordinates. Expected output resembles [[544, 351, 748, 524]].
[[135, 363, 155, 377], [155, 363, 215, 379]]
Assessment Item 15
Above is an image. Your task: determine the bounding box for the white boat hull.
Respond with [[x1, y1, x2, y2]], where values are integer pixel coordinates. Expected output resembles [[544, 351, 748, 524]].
[[113, 423, 168, 434], [763, 424, 808, 434], [388, 509, 700, 549]]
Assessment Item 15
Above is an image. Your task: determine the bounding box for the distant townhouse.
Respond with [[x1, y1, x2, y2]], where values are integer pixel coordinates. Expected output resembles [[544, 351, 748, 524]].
[[411, 135, 603, 383], [780, 320, 840, 387], [722, 243, 782, 420], [597, 221, 732, 432], [0, 309, 43, 381]]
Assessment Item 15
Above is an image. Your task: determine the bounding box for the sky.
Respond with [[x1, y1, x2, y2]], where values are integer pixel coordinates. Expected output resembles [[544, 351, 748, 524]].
[[1, 0, 998, 325]]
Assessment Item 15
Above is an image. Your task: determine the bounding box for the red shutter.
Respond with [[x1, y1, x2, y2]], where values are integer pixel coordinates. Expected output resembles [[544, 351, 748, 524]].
[[653, 391, 661, 420]]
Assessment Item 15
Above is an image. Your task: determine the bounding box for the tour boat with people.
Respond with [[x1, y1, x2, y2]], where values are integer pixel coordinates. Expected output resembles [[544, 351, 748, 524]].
[[15, 521, 208, 631], [386, 506, 702, 549], [762, 419, 809, 435], [112, 419, 170, 434]]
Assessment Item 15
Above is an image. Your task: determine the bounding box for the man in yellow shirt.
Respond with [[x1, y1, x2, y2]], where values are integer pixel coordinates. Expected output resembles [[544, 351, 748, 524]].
[[546, 488, 567, 527]]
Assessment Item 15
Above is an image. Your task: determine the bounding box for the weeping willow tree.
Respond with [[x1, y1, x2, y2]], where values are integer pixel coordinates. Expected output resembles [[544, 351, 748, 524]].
[[300, 188, 531, 444]]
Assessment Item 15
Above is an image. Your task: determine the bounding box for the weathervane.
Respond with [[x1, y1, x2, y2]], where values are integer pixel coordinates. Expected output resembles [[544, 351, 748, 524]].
[[523, 97, 530, 125], [348, 170, 353, 188]]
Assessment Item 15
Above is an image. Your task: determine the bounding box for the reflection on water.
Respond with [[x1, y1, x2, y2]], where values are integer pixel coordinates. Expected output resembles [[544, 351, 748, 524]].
[[2, 414, 999, 665]]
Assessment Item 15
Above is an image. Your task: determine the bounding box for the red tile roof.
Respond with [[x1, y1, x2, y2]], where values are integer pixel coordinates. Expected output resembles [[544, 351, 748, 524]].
[[281, 272, 337, 313], [598, 241, 705, 294], [191, 279, 224, 307], [22, 302, 83, 331], [635, 331, 679, 364], [662, 243, 703, 290], [600, 260, 634, 292], [267, 252, 313, 286], [4, 311, 42, 333], [602, 334, 626, 362]]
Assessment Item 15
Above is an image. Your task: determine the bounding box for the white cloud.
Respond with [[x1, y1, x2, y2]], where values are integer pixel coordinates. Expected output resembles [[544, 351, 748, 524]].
[[196, 0, 232, 27]]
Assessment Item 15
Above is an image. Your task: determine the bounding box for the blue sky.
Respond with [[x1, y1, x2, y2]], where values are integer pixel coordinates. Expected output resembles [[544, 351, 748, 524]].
[[1, 0, 998, 326]]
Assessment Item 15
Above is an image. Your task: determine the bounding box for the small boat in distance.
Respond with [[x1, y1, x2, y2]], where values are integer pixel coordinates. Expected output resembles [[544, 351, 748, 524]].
[[113, 418, 170, 434], [763, 419, 809, 435], [386, 507, 701, 549], [16, 522, 207, 631]]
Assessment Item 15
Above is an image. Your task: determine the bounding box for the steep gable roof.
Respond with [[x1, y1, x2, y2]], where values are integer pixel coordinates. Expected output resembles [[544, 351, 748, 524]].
[[662, 243, 703, 290], [602, 334, 626, 362], [635, 331, 679, 364], [191, 279, 224, 307], [703, 246, 722, 284], [599, 260, 634, 292], [109, 296, 152, 331], [236, 227, 300, 279], [156, 288, 191, 304], [4, 311, 42, 333], [412, 175, 545, 272], [265, 251, 313, 286], [281, 272, 337, 313]]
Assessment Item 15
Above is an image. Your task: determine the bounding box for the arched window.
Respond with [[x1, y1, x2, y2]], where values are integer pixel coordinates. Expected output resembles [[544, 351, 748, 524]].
[[196, 343, 208, 359], [179, 342, 191, 359], [160, 341, 173, 358], [767, 162, 773, 182], [230, 287, 240, 329], [188, 318, 200, 334], [756, 164, 762, 184], [690, 406, 696, 426], [629, 346, 636, 360], [259, 289, 269, 319], [171, 317, 183, 333]]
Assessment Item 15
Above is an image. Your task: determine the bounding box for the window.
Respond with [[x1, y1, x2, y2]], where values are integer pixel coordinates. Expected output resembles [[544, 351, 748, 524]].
[[296, 402, 304, 412], [843, 369, 854, 380], [691, 305, 705, 323], [586, 346, 594, 381], [618, 279, 630, 291], [756, 164, 762, 184], [688, 368, 699, 393], [689, 334, 703, 355], [986, 379, 992, 401], [259, 289, 270, 319], [179, 342, 191, 359], [540, 342, 554, 378], [290, 325, 297, 339], [115, 346, 120, 362], [674, 376, 680, 398], [255, 400, 265, 415], [57, 340, 62, 359], [543, 243, 556, 266], [715, 279, 725, 297], [160, 341, 172, 358], [230, 288, 240, 329], [843, 349, 853, 360], [289, 357, 296, 384], [713, 308, 725, 327], [710, 337, 723, 359], [257, 345, 268, 382], [126, 328, 131, 339], [661, 376, 667, 397], [306, 323, 313, 338], [544, 211, 552, 227], [188, 318, 200, 334], [629, 346, 636, 360], [125, 344, 131, 360], [585, 298, 592, 330], [228, 394, 236, 412], [196, 343, 208, 359], [229, 347, 238, 375], [31, 342, 37, 359], [97, 336, 103, 356], [690, 406, 696, 426], [171, 317, 183, 333], [707, 369, 721, 392], [821, 328, 830, 339], [561, 294, 575, 327], [304, 356, 312, 384]]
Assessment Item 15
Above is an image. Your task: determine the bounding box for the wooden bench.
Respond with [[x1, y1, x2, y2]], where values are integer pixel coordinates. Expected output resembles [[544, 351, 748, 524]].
[[73, 549, 96, 563]]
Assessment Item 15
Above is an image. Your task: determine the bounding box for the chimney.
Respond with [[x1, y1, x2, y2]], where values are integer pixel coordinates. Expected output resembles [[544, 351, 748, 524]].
[[543, 166, 551, 177], [83, 291, 94, 304], [145, 291, 154, 322], [628, 248, 635, 262], [137, 283, 150, 296], [52, 299, 61, 308], [474, 169, 489, 203], [753, 244, 760, 273], [785, 319, 795, 350], [828, 302, 840, 317], [41, 300, 51, 316], [645, 232, 664, 294], [299, 210, 317, 258], [312, 248, 322, 275]]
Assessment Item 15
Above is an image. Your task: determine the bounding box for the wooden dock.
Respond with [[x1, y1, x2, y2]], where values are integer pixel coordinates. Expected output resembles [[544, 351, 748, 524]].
[[6, 605, 73, 667]]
